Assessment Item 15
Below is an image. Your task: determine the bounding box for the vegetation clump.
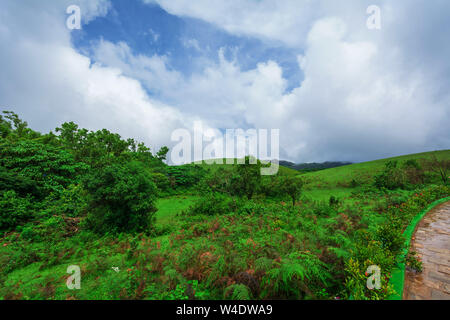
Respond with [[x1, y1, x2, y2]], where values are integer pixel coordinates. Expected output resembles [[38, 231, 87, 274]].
[[0, 110, 449, 301]]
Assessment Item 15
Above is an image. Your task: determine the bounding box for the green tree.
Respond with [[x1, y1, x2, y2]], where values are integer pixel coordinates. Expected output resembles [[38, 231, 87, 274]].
[[281, 176, 304, 206], [56, 122, 136, 166], [424, 153, 450, 185], [82, 161, 158, 234], [0, 111, 41, 141], [232, 157, 262, 200], [0, 140, 87, 198], [156, 146, 169, 162]]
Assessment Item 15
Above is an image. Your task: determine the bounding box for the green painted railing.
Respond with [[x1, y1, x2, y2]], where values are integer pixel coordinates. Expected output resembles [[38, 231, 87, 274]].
[[388, 196, 450, 300]]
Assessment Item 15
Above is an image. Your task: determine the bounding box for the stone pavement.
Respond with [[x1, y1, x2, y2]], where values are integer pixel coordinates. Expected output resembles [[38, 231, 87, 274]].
[[403, 202, 450, 300]]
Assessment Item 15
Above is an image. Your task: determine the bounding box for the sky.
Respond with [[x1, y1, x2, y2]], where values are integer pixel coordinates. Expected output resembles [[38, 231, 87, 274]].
[[0, 0, 449, 163]]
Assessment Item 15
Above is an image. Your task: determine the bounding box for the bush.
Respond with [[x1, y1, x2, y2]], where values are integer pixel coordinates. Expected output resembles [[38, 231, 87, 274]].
[[21, 216, 67, 242], [151, 173, 171, 193], [374, 161, 407, 190], [259, 175, 286, 198], [82, 161, 158, 234], [329, 196, 340, 207], [375, 221, 405, 257], [199, 167, 234, 194], [0, 191, 32, 232], [237, 201, 269, 216], [406, 251, 423, 272], [167, 165, 205, 188], [187, 193, 238, 216], [302, 201, 336, 217], [345, 229, 397, 300], [350, 179, 361, 188], [344, 258, 394, 300], [403, 160, 425, 185]]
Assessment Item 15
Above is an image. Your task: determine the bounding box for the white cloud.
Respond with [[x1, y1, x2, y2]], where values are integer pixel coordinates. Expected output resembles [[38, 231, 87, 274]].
[[0, 0, 448, 163], [0, 0, 197, 153], [93, 43, 289, 129], [280, 17, 449, 161], [92, 40, 184, 99], [182, 38, 201, 51], [93, 9, 450, 162], [76, 0, 111, 23], [144, 0, 325, 48]]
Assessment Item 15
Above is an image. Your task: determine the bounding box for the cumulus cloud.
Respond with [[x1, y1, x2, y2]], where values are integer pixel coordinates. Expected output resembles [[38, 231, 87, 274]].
[[0, 0, 200, 153], [93, 42, 289, 129], [91, 17, 450, 162], [0, 0, 449, 163], [280, 17, 449, 161], [138, 0, 450, 162], [143, 0, 324, 48]]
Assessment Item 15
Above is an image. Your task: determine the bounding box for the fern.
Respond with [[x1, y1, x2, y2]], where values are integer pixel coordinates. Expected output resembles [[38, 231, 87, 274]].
[[224, 284, 251, 300], [254, 257, 273, 273], [262, 252, 331, 298]]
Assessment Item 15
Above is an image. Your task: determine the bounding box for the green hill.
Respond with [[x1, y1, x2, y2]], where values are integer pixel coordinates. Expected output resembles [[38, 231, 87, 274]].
[[301, 150, 450, 188]]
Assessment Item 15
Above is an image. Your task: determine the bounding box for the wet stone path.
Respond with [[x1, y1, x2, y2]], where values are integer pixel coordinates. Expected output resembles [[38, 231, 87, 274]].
[[403, 202, 450, 300]]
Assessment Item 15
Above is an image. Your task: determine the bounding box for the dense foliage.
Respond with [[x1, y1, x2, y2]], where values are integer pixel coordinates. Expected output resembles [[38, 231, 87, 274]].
[[82, 161, 158, 235], [0, 110, 449, 301]]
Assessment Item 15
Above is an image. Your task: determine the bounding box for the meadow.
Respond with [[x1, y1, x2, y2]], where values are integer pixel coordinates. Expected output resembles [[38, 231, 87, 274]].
[[0, 111, 449, 300]]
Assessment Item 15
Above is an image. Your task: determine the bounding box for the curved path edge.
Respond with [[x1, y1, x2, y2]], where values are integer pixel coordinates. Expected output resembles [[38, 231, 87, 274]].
[[388, 196, 450, 300], [403, 200, 450, 300]]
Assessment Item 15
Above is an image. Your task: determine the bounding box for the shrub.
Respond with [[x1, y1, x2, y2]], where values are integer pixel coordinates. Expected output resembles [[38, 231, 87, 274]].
[[82, 161, 158, 234], [375, 221, 405, 257], [302, 201, 336, 217], [199, 167, 234, 194], [344, 229, 397, 300], [374, 161, 407, 190], [22, 216, 67, 241], [0, 191, 32, 232], [237, 201, 268, 216], [329, 196, 340, 207], [151, 173, 171, 193], [403, 160, 425, 185], [344, 258, 394, 300], [167, 165, 205, 188], [259, 175, 286, 198], [350, 179, 361, 188], [187, 193, 238, 216], [406, 251, 423, 272]]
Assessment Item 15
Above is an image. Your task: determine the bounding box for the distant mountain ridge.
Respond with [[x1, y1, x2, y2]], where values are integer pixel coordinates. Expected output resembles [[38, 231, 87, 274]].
[[279, 160, 353, 172]]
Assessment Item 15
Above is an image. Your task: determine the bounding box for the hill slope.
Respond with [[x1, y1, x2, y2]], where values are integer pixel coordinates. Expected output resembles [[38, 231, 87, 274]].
[[301, 150, 450, 188]]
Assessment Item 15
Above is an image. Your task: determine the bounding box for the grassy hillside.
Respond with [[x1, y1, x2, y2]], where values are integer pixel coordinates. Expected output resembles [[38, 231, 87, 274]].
[[302, 150, 450, 188]]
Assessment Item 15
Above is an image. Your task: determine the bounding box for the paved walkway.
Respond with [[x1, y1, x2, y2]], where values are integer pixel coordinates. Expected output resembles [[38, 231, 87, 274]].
[[403, 202, 450, 300]]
